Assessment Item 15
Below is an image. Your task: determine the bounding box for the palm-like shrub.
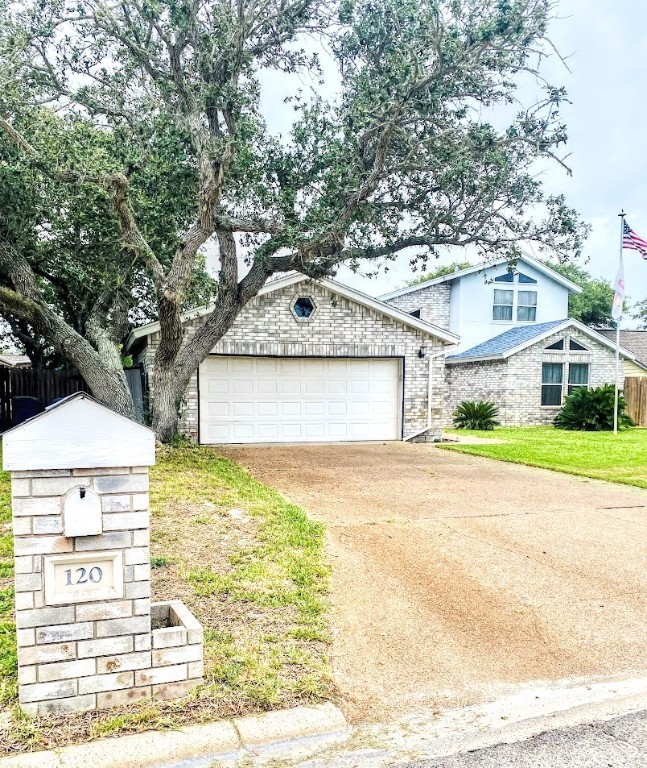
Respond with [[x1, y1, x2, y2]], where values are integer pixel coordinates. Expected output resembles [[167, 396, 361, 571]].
[[554, 384, 634, 431], [452, 401, 500, 430]]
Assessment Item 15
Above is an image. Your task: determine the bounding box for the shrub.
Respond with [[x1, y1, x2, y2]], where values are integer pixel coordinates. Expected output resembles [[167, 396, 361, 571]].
[[554, 384, 634, 431], [452, 401, 500, 430]]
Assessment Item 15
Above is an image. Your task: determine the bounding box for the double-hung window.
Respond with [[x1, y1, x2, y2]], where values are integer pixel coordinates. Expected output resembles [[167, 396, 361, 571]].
[[492, 274, 538, 322], [568, 363, 589, 395], [517, 291, 537, 322], [493, 289, 513, 321], [541, 363, 563, 406]]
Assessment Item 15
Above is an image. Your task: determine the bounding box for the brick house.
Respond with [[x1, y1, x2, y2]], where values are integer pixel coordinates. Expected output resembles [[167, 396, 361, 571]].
[[126, 257, 646, 441], [443, 319, 635, 426], [125, 273, 458, 444], [381, 255, 647, 426]]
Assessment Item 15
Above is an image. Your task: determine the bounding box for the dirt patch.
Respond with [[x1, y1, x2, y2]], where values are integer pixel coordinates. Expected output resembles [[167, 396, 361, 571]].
[[220, 441, 647, 724]]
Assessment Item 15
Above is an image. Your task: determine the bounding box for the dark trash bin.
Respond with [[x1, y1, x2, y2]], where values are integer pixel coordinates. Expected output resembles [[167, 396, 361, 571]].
[[12, 396, 42, 427]]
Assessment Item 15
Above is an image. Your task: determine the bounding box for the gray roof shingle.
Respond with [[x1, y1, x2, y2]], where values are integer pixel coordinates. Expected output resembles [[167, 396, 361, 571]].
[[446, 320, 567, 361], [595, 330, 647, 366]]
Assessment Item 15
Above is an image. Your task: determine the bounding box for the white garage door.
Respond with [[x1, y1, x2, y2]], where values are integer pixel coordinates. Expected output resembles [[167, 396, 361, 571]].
[[199, 356, 401, 444]]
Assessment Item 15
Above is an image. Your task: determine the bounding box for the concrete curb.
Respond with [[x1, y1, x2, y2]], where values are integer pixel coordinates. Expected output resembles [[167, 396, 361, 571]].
[[5, 678, 646, 767], [0, 703, 348, 768]]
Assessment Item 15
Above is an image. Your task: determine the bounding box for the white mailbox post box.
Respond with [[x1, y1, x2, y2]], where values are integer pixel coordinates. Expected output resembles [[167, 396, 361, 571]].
[[63, 486, 102, 538], [4, 393, 203, 716]]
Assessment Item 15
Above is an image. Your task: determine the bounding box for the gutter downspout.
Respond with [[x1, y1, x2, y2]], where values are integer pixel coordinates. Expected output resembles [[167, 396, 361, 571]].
[[403, 347, 452, 441]]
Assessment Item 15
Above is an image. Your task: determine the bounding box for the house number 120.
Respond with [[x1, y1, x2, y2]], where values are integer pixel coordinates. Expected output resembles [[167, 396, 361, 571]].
[[64, 566, 103, 586]]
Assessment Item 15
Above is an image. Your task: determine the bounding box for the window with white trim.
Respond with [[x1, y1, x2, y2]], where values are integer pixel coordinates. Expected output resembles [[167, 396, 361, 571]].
[[493, 289, 513, 321], [491, 273, 539, 323], [517, 291, 537, 322], [541, 362, 563, 406], [568, 363, 589, 395]]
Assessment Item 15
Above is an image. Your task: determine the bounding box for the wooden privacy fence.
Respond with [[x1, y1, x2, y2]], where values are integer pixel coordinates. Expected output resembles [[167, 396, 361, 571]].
[[0, 367, 89, 432], [623, 376, 647, 427]]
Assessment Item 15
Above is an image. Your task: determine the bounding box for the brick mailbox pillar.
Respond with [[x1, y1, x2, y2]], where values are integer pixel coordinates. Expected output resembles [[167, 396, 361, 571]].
[[3, 393, 203, 716]]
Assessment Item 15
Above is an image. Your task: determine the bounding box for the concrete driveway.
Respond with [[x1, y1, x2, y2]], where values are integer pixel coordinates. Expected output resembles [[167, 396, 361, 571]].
[[218, 442, 647, 724]]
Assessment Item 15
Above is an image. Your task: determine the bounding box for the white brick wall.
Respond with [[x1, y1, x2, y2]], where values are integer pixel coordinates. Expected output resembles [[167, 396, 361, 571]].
[[444, 327, 618, 426], [386, 283, 451, 328], [12, 468, 204, 716]]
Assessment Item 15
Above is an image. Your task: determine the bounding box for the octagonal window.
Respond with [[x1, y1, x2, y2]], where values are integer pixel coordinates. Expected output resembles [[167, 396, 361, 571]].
[[291, 295, 317, 321]]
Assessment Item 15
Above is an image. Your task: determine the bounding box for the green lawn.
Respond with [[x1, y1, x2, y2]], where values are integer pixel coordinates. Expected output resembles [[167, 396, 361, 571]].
[[0, 442, 332, 754], [441, 427, 647, 489]]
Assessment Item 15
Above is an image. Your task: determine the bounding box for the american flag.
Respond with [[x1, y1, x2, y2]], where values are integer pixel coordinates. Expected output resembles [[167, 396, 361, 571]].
[[622, 220, 647, 259]]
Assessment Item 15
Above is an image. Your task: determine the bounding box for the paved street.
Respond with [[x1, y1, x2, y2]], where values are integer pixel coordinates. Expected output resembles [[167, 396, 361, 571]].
[[151, 708, 647, 768], [404, 710, 647, 768]]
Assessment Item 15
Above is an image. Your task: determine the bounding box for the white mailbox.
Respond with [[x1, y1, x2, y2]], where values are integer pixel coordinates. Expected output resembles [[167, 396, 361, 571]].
[[63, 486, 102, 538]]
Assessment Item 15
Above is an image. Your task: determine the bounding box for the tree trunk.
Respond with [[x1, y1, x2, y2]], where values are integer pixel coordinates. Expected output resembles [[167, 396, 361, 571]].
[[150, 292, 244, 442], [84, 317, 135, 419], [83, 364, 135, 420], [150, 363, 190, 443], [149, 231, 272, 443]]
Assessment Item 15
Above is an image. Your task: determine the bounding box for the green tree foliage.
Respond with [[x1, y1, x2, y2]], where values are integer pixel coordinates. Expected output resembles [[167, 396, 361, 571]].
[[630, 298, 647, 329], [406, 262, 473, 286], [549, 263, 615, 327], [554, 384, 633, 431], [453, 400, 500, 430], [1, 0, 588, 439], [0, 104, 214, 360]]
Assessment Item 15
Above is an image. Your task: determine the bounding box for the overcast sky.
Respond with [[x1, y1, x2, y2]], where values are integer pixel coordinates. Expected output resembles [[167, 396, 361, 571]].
[[258, 0, 647, 324]]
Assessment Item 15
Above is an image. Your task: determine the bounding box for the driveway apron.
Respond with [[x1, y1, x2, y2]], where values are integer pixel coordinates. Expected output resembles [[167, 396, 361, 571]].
[[218, 442, 647, 724]]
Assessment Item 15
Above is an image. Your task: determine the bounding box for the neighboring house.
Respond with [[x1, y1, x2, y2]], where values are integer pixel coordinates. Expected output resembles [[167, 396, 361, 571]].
[[594, 330, 647, 378], [380, 255, 646, 427], [125, 273, 458, 444], [0, 354, 31, 368], [380, 254, 581, 352]]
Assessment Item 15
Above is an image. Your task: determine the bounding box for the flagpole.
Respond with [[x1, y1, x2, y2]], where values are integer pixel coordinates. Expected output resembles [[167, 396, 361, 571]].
[[614, 211, 625, 436]]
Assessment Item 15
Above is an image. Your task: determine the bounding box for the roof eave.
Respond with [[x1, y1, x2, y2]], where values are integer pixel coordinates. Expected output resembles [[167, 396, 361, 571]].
[[445, 353, 505, 364], [318, 278, 459, 344], [124, 273, 460, 351], [379, 253, 583, 300], [451, 319, 643, 363]]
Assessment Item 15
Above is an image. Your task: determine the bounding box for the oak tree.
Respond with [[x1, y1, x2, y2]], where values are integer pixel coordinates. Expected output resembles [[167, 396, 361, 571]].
[[549, 262, 615, 327], [1, 0, 586, 440]]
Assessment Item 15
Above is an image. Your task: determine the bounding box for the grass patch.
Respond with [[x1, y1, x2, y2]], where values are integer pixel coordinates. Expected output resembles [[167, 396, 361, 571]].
[[442, 426, 647, 488], [0, 442, 332, 754], [0, 623, 17, 704]]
